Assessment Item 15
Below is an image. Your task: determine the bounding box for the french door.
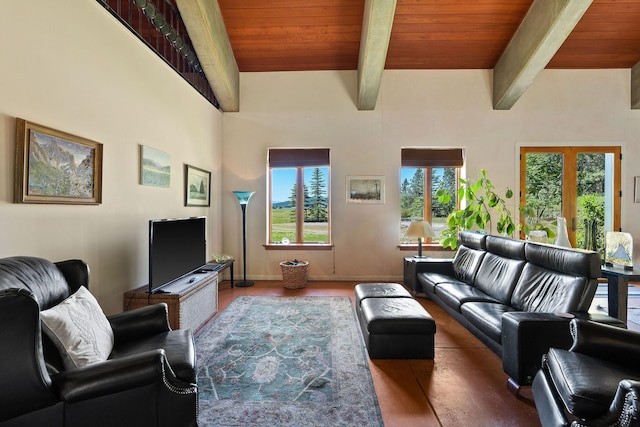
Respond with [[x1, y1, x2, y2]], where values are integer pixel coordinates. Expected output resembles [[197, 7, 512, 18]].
[[519, 146, 621, 250]]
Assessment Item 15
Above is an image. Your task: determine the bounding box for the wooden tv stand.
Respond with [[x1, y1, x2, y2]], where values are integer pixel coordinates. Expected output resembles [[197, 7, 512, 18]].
[[123, 270, 218, 332]]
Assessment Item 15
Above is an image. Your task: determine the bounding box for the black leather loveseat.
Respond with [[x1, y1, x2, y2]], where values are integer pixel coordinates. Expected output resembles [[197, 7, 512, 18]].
[[0, 256, 198, 427], [412, 231, 623, 390]]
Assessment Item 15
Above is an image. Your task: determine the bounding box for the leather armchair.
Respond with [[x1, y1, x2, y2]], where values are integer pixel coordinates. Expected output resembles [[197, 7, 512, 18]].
[[532, 319, 640, 427], [0, 256, 198, 427]]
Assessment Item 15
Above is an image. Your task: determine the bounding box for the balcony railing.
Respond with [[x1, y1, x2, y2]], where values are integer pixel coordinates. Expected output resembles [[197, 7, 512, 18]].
[[97, 0, 219, 109]]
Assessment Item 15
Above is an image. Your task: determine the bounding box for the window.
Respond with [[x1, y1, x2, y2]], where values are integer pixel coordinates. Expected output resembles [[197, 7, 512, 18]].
[[520, 146, 621, 250], [400, 148, 463, 244], [268, 149, 330, 246]]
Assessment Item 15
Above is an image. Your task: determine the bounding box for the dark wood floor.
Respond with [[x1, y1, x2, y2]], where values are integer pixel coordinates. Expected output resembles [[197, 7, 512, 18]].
[[211, 280, 541, 427]]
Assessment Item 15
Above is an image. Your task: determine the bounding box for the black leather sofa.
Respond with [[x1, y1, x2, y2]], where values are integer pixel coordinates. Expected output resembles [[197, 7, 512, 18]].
[[532, 319, 640, 427], [0, 256, 198, 427], [413, 231, 624, 390]]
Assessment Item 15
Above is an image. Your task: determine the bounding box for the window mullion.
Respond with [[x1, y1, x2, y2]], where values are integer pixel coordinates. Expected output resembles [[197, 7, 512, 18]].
[[296, 167, 304, 243]]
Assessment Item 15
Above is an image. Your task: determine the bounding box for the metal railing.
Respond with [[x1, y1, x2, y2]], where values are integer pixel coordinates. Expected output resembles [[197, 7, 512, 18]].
[[97, 0, 219, 108]]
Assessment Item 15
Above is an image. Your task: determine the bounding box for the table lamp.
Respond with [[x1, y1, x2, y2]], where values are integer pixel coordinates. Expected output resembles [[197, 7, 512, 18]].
[[233, 191, 255, 287], [405, 221, 435, 258]]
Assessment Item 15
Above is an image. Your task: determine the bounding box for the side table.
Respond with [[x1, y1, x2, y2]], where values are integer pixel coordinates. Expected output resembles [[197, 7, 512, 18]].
[[207, 259, 234, 287], [600, 265, 640, 324]]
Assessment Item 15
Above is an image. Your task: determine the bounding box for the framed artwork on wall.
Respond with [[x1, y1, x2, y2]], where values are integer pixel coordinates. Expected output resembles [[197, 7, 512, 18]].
[[635, 176, 640, 203], [185, 164, 211, 207], [140, 145, 170, 188], [14, 118, 103, 205], [346, 175, 385, 204]]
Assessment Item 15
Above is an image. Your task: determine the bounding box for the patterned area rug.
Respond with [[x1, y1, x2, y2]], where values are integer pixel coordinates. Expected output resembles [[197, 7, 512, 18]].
[[195, 296, 383, 426]]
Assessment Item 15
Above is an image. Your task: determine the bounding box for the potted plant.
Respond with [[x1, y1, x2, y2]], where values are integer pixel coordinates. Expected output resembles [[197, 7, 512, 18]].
[[435, 169, 516, 249], [519, 205, 556, 243]]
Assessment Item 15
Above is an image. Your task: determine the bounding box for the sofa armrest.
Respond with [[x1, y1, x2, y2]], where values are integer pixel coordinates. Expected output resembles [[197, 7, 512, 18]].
[[573, 379, 640, 427], [415, 259, 454, 276], [502, 312, 574, 386], [54, 349, 195, 403], [570, 319, 640, 369], [108, 303, 171, 343]]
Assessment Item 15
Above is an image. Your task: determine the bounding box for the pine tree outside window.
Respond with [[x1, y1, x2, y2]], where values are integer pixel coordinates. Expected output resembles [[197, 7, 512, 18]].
[[268, 149, 330, 246], [400, 148, 463, 245]]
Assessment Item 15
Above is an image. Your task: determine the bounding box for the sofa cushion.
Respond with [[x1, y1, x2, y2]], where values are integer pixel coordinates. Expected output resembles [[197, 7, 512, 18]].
[[435, 283, 500, 312], [0, 256, 71, 310], [460, 302, 516, 343], [545, 348, 640, 419], [511, 264, 589, 312], [452, 246, 486, 285], [417, 273, 460, 294], [474, 253, 525, 304], [40, 286, 114, 370]]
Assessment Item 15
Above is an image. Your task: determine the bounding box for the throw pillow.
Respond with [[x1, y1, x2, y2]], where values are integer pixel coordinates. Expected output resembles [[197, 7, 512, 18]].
[[40, 286, 114, 370]]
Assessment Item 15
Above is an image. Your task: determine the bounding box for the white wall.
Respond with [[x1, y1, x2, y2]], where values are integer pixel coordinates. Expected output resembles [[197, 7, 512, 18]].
[[222, 69, 640, 281], [0, 0, 222, 313]]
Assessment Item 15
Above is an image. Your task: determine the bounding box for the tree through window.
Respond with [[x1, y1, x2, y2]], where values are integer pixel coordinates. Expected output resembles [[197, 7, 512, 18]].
[[268, 149, 330, 245], [400, 148, 463, 243]]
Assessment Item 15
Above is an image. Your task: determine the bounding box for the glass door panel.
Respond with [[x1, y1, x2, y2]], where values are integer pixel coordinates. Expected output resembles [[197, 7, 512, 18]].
[[522, 152, 564, 241]]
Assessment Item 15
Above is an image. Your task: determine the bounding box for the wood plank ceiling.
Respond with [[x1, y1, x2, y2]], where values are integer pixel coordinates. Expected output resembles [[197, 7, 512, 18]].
[[216, 0, 640, 71], [172, 0, 640, 111]]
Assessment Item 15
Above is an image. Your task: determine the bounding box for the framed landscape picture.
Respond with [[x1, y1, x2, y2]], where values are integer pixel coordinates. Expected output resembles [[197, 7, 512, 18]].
[[346, 176, 385, 204], [14, 118, 103, 205], [185, 164, 211, 207], [140, 145, 170, 188]]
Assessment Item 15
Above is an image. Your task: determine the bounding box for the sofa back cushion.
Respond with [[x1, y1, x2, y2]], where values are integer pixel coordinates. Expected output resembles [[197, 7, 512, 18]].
[[474, 236, 526, 304], [511, 264, 591, 312], [0, 257, 71, 310], [452, 246, 486, 284], [511, 243, 601, 312]]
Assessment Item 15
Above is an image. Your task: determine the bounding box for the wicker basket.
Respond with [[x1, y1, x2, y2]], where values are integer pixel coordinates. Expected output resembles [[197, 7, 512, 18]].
[[280, 261, 309, 289]]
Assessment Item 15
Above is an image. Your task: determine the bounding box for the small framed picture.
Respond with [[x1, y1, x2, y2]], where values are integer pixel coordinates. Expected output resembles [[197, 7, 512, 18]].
[[635, 176, 640, 203], [346, 176, 385, 204], [140, 145, 171, 188], [185, 164, 211, 207], [14, 118, 103, 205]]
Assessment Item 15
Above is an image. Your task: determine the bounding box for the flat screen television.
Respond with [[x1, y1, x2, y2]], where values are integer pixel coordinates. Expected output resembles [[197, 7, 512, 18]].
[[149, 216, 207, 293]]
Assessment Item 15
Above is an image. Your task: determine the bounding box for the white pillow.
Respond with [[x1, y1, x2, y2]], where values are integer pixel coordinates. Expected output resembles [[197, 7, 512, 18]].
[[41, 286, 114, 369]]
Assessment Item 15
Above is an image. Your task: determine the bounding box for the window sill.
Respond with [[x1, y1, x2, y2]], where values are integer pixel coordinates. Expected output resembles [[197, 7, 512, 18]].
[[264, 243, 333, 250], [398, 244, 453, 252]]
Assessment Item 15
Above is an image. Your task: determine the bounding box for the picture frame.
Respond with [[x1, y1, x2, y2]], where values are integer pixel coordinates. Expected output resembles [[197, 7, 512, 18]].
[[14, 118, 103, 205], [635, 176, 640, 203], [346, 175, 385, 204], [185, 164, 211, 207], [140, 145, 171, 188]]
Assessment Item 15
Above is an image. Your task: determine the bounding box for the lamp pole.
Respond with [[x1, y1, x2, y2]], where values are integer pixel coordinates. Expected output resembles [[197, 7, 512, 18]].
[[233, 191, 255, 287]]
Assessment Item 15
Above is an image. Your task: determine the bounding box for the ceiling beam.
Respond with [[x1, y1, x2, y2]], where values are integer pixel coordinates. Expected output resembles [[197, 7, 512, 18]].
[[493, 0, 592, 110], [356, 0, 397, 111], [175, 0, 239, 112], [631, 62, 640, 109]]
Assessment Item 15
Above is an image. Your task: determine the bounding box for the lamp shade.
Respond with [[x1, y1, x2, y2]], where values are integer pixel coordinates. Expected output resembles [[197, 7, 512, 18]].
[[233, 191, 255, 205], [405, 221, 435, 239]]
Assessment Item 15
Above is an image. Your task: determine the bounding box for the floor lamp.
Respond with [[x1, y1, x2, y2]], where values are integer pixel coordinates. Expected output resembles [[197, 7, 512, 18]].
[[405, 221, 435, 258], [233, 191, 255, 287]]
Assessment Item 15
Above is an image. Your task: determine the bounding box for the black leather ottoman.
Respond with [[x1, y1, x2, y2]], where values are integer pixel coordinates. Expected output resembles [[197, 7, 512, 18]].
[[356, 287, 436, 359]]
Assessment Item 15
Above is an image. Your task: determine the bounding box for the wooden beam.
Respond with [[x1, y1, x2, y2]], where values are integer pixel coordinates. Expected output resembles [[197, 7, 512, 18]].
[[175, 0, 239, 112], [493, 0, 592, 110], [631, 62, 640, 109], [357, 0, 397, 111]]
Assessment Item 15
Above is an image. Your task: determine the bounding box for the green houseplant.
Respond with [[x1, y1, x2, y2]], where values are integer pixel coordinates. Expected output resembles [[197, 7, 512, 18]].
[[435, 169, 516, 249]]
